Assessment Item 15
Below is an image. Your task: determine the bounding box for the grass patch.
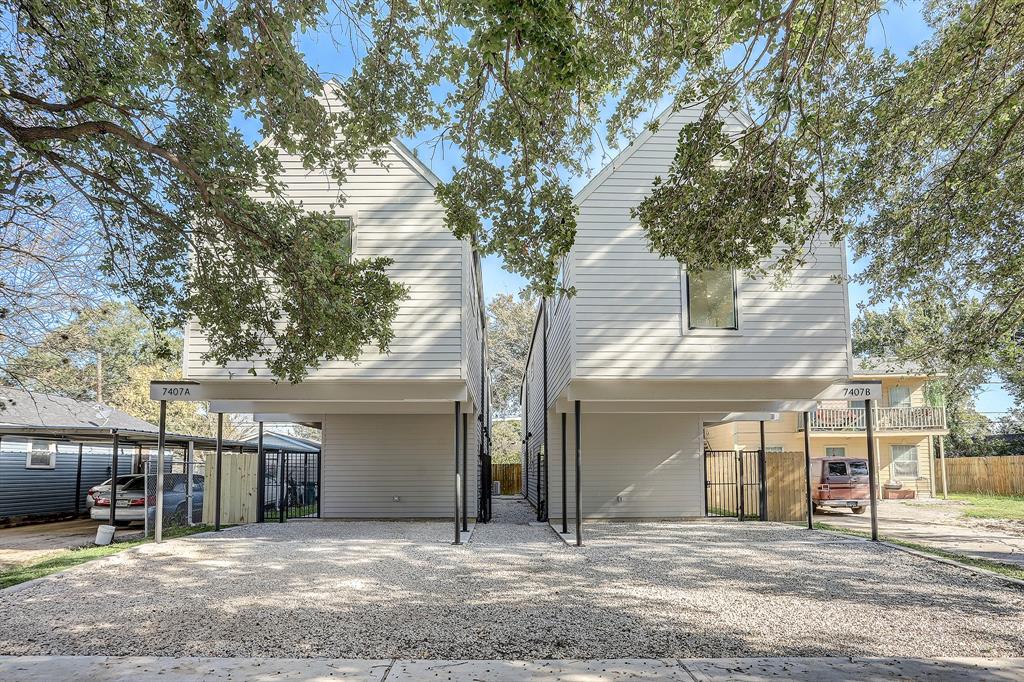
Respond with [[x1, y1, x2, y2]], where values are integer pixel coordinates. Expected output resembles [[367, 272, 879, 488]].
[[948, 493, 1024, 521], [0, 524, 215, 590], [814, 522, 1024, 582]]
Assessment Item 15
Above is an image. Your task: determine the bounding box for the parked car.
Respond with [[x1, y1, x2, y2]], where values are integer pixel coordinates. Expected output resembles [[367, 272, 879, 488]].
[[810, 457, 870, 514], [91, 473, 204, 526], [86, 475, 142, 510]]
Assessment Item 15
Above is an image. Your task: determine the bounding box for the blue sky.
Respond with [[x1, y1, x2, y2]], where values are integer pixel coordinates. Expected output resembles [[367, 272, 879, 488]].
[[298, 2, 1011, 416]]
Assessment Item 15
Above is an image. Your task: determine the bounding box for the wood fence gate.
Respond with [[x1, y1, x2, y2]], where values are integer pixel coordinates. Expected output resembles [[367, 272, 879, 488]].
[[492, 463, 521, 496]]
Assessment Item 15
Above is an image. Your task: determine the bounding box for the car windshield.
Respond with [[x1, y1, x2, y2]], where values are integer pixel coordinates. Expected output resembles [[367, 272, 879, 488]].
[[848, 461, 869, 476], [101, 475, 136, 487]]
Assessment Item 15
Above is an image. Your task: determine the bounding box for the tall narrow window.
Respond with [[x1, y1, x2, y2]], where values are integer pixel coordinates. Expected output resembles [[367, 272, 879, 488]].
[[687, 269, 738, 329], [336, 217, 354, 261]]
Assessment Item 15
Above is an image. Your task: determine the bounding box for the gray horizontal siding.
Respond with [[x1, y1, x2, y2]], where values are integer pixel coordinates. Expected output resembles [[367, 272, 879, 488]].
[[185, 139, 468, 381], [0, 442, 133, 519], [570, 105, 850, 381], [548, 413, 703, 520], [321, 413, 476, 518]]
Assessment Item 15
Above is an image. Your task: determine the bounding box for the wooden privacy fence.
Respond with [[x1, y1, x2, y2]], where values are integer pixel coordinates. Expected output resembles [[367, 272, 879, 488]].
[[492, 463, 521, 495], [765, 451, 809, 523], [704, 450, 808, 523], [202, 452, 259, 525], [944, 455, 1024, 496]]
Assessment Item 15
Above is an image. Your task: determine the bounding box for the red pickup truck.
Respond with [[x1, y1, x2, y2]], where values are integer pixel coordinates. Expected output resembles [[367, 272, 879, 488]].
[[811, 457, 870, 514]]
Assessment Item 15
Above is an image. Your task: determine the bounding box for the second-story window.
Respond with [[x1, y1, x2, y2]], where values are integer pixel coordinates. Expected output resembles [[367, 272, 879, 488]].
[[889, 385, 911, 408], [336, 217, 354, 261], [686, 268, 738, 330]]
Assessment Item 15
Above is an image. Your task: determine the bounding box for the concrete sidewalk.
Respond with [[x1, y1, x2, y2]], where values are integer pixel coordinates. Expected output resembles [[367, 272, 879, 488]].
[[2, 656, 1022, 681], [818, 499, 1024, 567]]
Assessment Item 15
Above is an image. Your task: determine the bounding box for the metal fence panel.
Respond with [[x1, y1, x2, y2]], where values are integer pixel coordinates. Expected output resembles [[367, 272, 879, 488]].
[[143, 457, 206, 537]]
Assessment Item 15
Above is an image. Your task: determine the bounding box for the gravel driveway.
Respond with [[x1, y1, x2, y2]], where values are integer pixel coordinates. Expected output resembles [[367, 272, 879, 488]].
[[2, 497, 1023, 659]]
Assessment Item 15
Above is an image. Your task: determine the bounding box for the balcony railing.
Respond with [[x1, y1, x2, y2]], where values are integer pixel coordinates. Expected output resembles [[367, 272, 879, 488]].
[[809, 406, 947, 432]]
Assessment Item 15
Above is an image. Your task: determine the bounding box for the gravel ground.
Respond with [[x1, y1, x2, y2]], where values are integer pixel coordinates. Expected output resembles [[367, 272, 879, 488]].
[[2, 497, 1023, 659]]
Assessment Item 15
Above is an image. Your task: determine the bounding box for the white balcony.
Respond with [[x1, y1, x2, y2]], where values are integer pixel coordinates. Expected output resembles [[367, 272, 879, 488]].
[[808, 406, 947, 433]]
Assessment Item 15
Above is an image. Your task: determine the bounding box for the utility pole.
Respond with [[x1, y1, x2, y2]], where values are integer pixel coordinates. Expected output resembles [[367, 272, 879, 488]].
[[96, 352, 103, 404]]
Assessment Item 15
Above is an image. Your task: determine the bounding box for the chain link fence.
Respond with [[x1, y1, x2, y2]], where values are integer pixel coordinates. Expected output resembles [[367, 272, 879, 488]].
[[142, 453, 207, 537]]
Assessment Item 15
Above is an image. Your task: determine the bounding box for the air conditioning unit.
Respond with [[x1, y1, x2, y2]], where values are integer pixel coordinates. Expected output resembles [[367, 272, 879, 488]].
[[492, 481, 501, 496]]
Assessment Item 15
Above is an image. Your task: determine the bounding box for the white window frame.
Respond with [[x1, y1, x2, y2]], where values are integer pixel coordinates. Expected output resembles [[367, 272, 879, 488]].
[[23, 440, 57, 470], [888, 385, 912, 408], [890, 444, 920, 479], [680, 266, 742, 335], [765, 445, 785, 453], [333, 213, 358, 261], [824, 446, 847, 458]]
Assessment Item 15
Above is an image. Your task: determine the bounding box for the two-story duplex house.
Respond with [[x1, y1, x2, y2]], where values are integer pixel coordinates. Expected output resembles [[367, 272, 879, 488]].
[[179, 89, 488, 534], [706, 360, 949, 498], [520, 104, 852, 540]]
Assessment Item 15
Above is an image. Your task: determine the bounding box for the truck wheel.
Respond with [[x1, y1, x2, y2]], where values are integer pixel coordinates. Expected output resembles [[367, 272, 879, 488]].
[[852, 506, 867, 514]]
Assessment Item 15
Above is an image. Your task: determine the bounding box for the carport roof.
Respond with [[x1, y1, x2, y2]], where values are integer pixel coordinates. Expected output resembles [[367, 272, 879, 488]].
[[0, 388, 156, 431], [0, 424, 264, 452]]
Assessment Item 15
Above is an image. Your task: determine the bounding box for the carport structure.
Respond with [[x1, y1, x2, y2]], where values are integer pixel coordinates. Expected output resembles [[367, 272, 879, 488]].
[[149, 373, 489, 544], [535, 379, 829, 545], [0, 421, 259, 526]]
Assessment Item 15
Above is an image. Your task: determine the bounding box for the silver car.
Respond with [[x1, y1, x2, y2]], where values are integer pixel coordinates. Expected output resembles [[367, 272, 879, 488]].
[[90, 473, 204, 525], [86, 475, 142, 510]]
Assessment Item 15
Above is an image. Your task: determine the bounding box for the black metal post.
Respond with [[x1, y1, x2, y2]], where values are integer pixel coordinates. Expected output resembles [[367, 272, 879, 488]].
[[462, 412, 468, 532], [803, 411, 814, 529], [574, 400, 582, 547], [541, 298, 549, 522], [299, 450, 307, 516], [454, 401, 462, 544], [561, 411, 567, 534], [737, 450, 745, 521], [156, 400, 167, 541], [278, 450, 286, 523], [758, 421, 768, 521], [866, 398, 879, 541], [316, 448, 322, 518], [523, 380, 529, 501], [110, 430, 119, 525], [74, 443, 83, 515], [256, 422, 265, 523], [214, 412, 223, 531]]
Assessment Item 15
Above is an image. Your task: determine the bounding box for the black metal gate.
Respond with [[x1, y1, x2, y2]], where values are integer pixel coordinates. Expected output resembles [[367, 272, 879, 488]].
[[258, 450, 320, 522], [704, 449, 766, 520], [478, 424, 493, 523]]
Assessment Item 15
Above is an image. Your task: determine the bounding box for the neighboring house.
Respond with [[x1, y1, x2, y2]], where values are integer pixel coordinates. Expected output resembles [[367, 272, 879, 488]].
[[181, 86, 488, 526], [705, 360, 949, 498], [0, 388, 152, 521], [520, 103, 851, 529], [242, 431, 321, 454]]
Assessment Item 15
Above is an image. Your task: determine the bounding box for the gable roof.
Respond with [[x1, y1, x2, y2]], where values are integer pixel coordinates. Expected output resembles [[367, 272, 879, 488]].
[[243, 431, 321, 453], [0, 388, 158, 431], [321, 79, 440, 189], [574, 102, 752, 205]]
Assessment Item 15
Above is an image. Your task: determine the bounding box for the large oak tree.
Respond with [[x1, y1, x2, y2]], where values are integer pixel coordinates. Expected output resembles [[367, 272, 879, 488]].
[[2, 1, 1021, 384]]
